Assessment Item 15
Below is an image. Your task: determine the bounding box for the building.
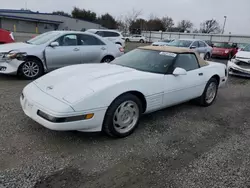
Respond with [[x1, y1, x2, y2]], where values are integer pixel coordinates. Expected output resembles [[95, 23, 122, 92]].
[[0, 9, 105, 34]]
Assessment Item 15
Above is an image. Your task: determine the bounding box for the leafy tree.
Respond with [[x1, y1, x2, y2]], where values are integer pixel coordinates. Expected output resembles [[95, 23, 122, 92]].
[[147, 18, 165, 31], [129, 18, 147, 34], [52, 11, 71, 17], [71, 7, 97, 22], [200, 19, 221, 33], [161, 16, 174, 31], [177, 20, 193, 32], [97, 13, 118, 29]]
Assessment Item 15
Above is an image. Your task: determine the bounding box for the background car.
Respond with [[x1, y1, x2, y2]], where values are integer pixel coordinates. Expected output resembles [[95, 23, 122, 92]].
[[228, 44, 250, 77], [152, 39, 175, 46], [0, 31, 124, 79], [0, 28, 15, 44], [86, 29, 125, 48], [211, 42, 238, 59], [124, 35, 146, 43], [204, 40, 213, 47], [166, 39, 213, 60]]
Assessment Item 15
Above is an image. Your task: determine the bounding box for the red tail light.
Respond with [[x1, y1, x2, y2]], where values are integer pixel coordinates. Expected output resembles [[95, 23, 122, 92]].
[[119, 47, 124, 52]]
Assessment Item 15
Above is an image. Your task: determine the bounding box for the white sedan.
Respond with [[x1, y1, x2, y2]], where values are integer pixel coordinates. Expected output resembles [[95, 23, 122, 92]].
[[20, 46, 228, 138]]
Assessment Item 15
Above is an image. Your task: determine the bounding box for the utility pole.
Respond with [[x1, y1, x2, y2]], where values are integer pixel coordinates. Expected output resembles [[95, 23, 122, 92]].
[[222, 16, 227, 34]]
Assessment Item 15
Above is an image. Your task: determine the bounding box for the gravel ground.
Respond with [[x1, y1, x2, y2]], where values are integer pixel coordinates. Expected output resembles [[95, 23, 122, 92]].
[[0, 43, 250, 188]]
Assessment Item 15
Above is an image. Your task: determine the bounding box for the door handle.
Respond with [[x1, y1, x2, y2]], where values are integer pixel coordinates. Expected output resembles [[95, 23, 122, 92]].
[[101, 47, 106, 50], [199, 73, 203, 76], [73, 48, 80, 51]]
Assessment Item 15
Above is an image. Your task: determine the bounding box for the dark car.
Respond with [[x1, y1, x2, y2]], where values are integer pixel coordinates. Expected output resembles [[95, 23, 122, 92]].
[[0, 28, 15, 44]]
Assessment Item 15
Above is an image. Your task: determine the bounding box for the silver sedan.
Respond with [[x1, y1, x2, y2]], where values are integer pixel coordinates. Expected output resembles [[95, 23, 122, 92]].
[[0, 31, 124, 79]]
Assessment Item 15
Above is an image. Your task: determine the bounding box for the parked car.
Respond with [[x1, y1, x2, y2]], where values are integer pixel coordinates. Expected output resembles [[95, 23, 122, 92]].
[[0, 28, 15, 44], [20, 45, 227, 138], [124, 35, 146, 43], [211, 42, 238, 59], [0, 31, 124, 79], [204, 40, 213, 47], [86, 29, 125, 48], [152, 39, 175, 46], [228, 44, 250, 77], [167, 39, 213, 60]]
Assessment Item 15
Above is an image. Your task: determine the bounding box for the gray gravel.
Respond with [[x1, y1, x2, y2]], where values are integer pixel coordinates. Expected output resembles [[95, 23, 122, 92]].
[[1, 44, 250, 187]]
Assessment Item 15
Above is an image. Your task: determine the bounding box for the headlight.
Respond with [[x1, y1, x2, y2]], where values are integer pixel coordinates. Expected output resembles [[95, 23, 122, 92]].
[[225, 50, 229, 54], [7, 51, 27, 60]]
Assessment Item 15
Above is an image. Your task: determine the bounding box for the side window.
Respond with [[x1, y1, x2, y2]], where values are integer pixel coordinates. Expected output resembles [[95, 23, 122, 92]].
[[95, 31, 104, 37], [198, 41, 206, 47], [78, 34, 105, 46], [56, 34, 77, 46], [103, 31, 120, 37], [192, 41, 199, 47], [174, 54, 199, 71]]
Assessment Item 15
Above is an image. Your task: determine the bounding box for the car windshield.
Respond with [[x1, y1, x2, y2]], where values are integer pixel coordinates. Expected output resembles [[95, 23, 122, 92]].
[[167, 40, 192, 47], [26, 32, 61, 45], [110, 49, 176, 74], [243, 44, 250, 52], [162, 39, 171, 42], [213, 42, 232, 48]]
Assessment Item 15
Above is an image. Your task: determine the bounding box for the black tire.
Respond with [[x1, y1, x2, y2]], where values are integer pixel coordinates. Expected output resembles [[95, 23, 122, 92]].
[[103, 93, 142, 138], [19, 58, 44, 80], [125, 38, 129, 42], [115, 42, 122, 46], [204, 53, 210, 60], [139, 39, 144, 43], [101, 56, 114, 63], [197, 77, 219, 107]]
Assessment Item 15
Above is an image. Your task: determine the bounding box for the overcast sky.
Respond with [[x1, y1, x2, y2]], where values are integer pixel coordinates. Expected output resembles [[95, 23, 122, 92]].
[[1, 0, 250, 35]]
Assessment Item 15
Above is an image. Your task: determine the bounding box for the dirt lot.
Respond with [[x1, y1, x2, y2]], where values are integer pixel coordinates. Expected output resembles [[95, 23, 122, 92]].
[[0, 43, 250, 188]]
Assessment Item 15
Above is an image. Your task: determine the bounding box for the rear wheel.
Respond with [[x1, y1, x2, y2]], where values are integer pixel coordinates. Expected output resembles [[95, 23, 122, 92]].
[[19, 58, 43, 80], [139, 39, 144, 43], [125, 38, 129, 42], [204, 53, 210, 60], [103, 93, 142, 138], [197, 77, 218, 106], [101, 56, 114, 63]]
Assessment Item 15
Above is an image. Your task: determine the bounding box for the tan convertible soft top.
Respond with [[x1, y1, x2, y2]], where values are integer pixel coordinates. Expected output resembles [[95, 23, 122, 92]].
[[138, 45, 209, 67]]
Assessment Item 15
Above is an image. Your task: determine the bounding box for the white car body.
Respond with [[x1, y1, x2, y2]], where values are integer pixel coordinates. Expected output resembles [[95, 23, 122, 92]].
[[125, 35, 146, 43], [228, 47, 250, 77], [0, 31, 124, 78], [20, 46, 227, 135], [86, 29, 125, 48]]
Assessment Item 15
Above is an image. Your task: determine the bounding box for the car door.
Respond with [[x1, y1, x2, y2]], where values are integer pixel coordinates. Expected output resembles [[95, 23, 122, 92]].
[[77, 33, 107, 63], [163, 53, 206, 107], [198, 41, 208, 54], [190, 41, 200, 52], [45, 34, 81, 70]]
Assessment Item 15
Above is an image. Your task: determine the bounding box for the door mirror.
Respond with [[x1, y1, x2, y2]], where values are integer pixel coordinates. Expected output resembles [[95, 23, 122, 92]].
[[50, 41, 59, 47], [173, 67, 187, 76], [190, 46, 196, 49]]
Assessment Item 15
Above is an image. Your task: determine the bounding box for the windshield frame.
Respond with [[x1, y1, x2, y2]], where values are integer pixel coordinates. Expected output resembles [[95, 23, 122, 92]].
[[111, 48, 178, 75], [242, 44, 250, 52], [26, 31, 62, 45]]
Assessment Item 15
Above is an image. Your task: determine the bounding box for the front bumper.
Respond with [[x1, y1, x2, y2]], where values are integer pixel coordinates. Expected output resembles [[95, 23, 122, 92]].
[[0, 59, 22, 75], [20, 83, 107, 132], [227, 60, 250, 78]]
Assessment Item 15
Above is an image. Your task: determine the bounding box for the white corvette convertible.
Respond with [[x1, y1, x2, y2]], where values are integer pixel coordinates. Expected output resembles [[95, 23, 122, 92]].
[[20, 46, 228, 138]]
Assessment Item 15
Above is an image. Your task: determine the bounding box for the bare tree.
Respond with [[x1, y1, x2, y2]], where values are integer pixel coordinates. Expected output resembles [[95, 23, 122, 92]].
[[116, 15, 128, 34], [161, 16, 174, 31], [200, 19, 221, 33], [177, 20, 193, 32], [124, 9, 142, 27], [192, 29, 199, 33]]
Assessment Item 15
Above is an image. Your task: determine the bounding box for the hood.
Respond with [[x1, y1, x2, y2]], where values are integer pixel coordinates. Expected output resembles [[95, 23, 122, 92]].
[[0, 42, 33, 53], [34, 63, 135, 104], [235, 51, 250, 62]]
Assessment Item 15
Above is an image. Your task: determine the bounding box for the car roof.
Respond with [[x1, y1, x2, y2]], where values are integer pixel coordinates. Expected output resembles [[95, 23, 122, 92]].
[[87, 29, 120, 33], [138, 45, 209, 67]]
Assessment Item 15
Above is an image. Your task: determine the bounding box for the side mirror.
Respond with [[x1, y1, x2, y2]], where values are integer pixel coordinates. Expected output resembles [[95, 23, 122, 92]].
[[173, 67, 187, 76], [190, 46, 196, 49], [50, 41, 59, 47]]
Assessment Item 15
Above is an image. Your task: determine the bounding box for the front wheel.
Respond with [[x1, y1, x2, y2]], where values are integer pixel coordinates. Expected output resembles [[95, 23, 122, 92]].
[[197, 77, 218, 106], [204, 53, 210, 60], [139, 39, 144, 43], [103, 94, 142, 138], [19, 59, 43, 80]]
